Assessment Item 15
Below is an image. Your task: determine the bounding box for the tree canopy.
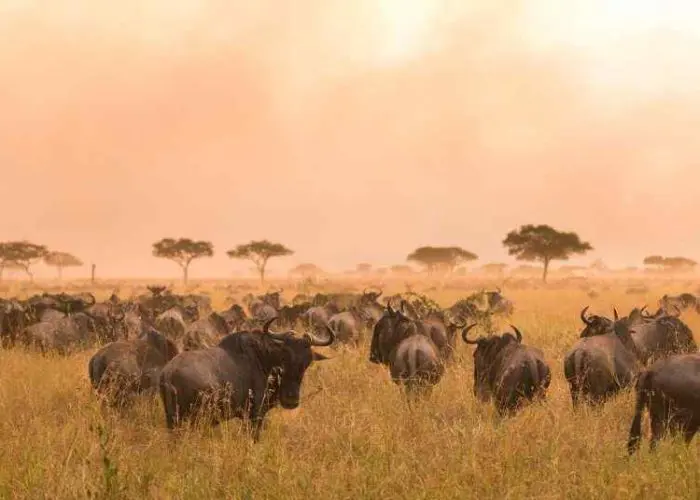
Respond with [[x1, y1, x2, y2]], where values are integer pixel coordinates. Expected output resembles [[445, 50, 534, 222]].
[[44, 251, 83, 280], [227, 240, 293, 285], [289, 263, 324, 279], [0, 241, 49, 281], [406, 246, 478, 273], [644, 255, 697, 271], [152, 238, 214, 284], [480, 262, 508, 274], [502, 224, 592, 283]]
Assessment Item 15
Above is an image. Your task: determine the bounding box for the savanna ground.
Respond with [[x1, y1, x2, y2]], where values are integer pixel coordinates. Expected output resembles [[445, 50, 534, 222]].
[[2, 277, 700, 499]]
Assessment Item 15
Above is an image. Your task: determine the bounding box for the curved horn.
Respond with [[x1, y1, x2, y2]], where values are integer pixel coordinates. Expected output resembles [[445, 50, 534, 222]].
[[386, 300, 395, 315], [613, 308, 619, 321], [510, 324, 523, 342], [262, 317, 279, 335], [305, 324, 335, 347], [400, 300, 408, 314], [83, 293, 96, 306], [374, 288, 383, 300], [580, 306, 593, 326], [461, 323, 480, 344]]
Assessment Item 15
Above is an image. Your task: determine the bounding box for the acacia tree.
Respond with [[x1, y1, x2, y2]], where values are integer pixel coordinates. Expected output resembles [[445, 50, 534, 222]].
[[502, 224, 592, 283], [0, 241, 49, 282], [480, 262, 508, 275], [44, 251, 83, 280], [152, 238, 214, 285], [227, 240, 293, 285], [643, 255, 697, 272], [406, 246, 478, 274], [289, 263, 324, 280]]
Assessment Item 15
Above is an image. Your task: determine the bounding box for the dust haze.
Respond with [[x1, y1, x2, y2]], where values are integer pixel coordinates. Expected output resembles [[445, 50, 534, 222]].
[[1, 1, 699, 278]]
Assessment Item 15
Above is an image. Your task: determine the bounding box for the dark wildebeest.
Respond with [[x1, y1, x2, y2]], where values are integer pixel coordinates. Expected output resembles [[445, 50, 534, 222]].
[[659, 293, 699, 314], [88, 329, 179, 407], [564, 308, 644, 408], [158, 317, 334, 441], [627, 353, 700, 454], [626, 310, 697, 365], [0, 299, 29, 347], [328, 306, 375, 347], [182, 312, 231, 351], [369, 303, 444, 395], [463, 324, 551, 416]]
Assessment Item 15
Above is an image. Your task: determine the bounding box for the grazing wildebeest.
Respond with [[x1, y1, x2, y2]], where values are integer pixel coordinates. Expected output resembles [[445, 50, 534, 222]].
[[564, 308, 643, 407], [463, 324, 551, 416], [158, 317, 334, 441], [182, 312, 231, 351], [627, 353, 700, 454], [88, 329, 179, 407], [21, 313, 99, 354], [626, 312, 697, 364], [301, 303, 341, 332]]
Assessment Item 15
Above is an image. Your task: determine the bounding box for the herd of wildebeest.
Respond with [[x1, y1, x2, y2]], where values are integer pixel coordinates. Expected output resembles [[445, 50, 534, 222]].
[[1, 285, 700, 454]]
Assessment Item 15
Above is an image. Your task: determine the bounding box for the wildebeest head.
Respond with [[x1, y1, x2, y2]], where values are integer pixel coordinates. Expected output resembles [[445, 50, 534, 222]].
[[462, 324, 523, 402], [141, 328, 179, 361], [361, 287, 383, 303], [578, 306, 615, 338], [368, 302, 418, 364], [260, 317, 333, 409]]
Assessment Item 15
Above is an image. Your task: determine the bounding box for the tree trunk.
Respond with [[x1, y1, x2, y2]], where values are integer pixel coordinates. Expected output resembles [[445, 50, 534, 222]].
[[183, 265, 189, 285], [542, 259, 550, 283], [91, 264, 96, 284], [259, 266, 265, 286], [57, 265, 63, 281]]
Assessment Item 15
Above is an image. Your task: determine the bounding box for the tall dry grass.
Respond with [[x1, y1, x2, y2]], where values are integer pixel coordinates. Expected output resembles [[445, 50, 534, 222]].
[[1, 281, 700, 499]]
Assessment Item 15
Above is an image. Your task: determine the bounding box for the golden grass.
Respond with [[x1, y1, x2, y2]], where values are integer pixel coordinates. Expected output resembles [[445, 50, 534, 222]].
[[1, 280, 700, 499]]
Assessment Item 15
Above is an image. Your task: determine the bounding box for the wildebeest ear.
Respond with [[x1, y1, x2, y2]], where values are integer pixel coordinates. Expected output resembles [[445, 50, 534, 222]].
[[312, 351, 330, 361]]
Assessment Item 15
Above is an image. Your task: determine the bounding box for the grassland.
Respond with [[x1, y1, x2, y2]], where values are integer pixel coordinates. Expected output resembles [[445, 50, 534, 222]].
[[1, 279, 700, 499]]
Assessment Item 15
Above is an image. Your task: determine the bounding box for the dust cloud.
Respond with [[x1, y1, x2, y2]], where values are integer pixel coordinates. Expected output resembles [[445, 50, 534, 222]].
[[1, 1, 699, 278]]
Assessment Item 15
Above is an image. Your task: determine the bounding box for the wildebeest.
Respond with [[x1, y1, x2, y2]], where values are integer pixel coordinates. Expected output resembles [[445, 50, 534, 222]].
[[389, 329, 444, 396], [564, 308, 643, 407], [182, 312, 230, 351], [158, 317, 334, 441], [628, 353, 700, 454], [88, 329, 179, 407], [21, 312, 99, 354], [659, 293, 699, 314], [155, 304, 199, 345], [0, 299, 29, 347], [463, 324, 551, 416], [369, 303, 418, 365]]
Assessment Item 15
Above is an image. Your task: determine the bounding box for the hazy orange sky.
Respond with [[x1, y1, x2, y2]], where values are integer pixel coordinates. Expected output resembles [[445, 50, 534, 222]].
[[2, 1, 700, 279]]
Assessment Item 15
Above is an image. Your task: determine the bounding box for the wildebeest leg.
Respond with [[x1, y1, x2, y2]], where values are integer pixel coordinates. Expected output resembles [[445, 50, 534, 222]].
[[649, 404, 667, 452]]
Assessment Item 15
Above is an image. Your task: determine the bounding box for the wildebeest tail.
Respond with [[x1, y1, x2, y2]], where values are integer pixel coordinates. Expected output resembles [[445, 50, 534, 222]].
[[627, 370, 652, 455], [88, 355, 106, 390], [158, 374, 179, 429]]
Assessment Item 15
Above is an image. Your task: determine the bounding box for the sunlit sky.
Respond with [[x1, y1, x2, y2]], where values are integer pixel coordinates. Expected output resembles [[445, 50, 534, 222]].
[[1, 0, 699, 278]]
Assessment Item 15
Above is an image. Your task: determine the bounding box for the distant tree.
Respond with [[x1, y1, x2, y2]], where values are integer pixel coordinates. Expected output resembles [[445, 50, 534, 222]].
[[356, 263, 372, 274], [643, 255, 665, 268], [44, 251, 83, 280], [227, 240, 293, 285], [502, 224, 593, 283], [390, 264, 413, 275], [152, 238, 214, 285], [480, 262, 508, 274], [590, 258, 608, 272], [644, 255, 697, 272], [406, 246, 478, 274], [0, 241, 49, 282], [289, 263, 324, 280]]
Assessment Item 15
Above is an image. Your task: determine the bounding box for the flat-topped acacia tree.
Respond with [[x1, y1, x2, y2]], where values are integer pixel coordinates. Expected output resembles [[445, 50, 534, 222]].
[[406, 246, 478, 275], [44, 251, 83, 280], [0, 241, 49, 282], [502, 224, 593, 283], [227, 240, 293, 285], [152, 238, 214, 285]]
